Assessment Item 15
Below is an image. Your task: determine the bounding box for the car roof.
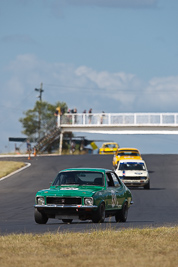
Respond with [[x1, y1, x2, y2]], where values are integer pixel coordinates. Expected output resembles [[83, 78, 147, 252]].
[[60, 168, 112, 173], [119, 159, 145, 163], [117, 147, 140, 152], [102, 142, 118, 145]]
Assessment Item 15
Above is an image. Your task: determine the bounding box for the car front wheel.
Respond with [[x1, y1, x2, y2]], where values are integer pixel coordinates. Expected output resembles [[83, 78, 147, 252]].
[[144, 180, 150, 189], [92, 203, 105, 223], [34, 208, 48, 224], [115, 202, 128, 222]]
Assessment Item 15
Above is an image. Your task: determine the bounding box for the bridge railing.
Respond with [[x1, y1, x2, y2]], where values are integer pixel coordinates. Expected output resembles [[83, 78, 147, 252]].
[[57, 113, 178, 127]]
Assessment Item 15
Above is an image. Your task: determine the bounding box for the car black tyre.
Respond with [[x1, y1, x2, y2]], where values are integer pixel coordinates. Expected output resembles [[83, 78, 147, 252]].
[[115, 202, 128, 222], [34, 208, 48, 224], [62, 219, 73, 224], [92, 202, 105, 223], [144, 180, 150, 189]]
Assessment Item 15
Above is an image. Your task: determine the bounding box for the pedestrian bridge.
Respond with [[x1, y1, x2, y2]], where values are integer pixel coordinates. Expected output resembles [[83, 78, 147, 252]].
[[57, 112, 178, 135]]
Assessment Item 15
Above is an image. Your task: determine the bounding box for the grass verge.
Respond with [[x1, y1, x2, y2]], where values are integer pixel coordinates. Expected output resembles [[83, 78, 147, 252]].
[[0, 161, 26, 179], [0, 227, 178, 267]]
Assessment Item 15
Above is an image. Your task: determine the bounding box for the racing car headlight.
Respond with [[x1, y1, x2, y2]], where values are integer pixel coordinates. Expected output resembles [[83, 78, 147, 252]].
[[37, 197, 45, 205], [84, 197, 93, 206]]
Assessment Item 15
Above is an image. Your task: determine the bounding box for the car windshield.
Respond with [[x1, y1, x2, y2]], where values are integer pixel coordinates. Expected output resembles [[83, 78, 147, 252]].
[[52, 171, 104, 186], [119, 162, 146, 171]]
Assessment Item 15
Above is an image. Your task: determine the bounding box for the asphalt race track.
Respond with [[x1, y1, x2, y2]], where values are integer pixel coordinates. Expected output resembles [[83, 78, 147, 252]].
[[0, 154, 178, 235]]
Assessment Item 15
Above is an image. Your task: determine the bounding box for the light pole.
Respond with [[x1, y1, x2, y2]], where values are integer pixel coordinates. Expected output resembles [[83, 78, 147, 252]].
[[34, 83, 44, 138], [35, 82, 44, 101]]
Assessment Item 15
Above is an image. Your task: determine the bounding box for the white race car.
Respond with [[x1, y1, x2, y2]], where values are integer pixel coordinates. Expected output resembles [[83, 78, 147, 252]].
[[115, 159, 150, 189]]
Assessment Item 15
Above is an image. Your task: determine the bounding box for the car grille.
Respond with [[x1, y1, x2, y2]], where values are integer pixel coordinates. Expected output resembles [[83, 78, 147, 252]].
[[46, 197, 82, 205], [122, 176, 147, 180]]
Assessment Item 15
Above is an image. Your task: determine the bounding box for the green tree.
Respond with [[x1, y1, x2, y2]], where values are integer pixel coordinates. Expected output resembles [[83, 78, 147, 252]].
[[19, 101, 68, 137]]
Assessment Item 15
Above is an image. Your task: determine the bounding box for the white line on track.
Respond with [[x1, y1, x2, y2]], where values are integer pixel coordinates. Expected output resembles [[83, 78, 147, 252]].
[[0, 162, 31, 181]]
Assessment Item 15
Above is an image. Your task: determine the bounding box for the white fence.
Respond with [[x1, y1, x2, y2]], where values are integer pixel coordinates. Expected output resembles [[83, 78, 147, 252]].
[[56, 113, 178, 154], [56, 113, 178, 135], [58, 113, 178, 126]]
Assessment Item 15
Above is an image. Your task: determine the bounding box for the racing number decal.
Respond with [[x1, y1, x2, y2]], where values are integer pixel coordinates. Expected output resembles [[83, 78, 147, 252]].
[[106, 172, 122, 209], [111, 172, 122, 208], [111, 190, 118, 207]]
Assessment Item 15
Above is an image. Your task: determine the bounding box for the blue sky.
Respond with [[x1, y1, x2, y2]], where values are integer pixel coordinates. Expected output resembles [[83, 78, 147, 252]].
[[0, 0, 178, 154]]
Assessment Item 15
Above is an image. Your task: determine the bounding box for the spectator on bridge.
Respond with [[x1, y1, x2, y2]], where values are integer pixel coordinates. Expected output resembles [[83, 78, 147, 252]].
[[54, 106, 61, 116], [88, 108, 92, 123], [100, 111, 105, 124], [67, 109, 72, 124], [54, 106, 61, 126], [82, 110, 86, 124], [73, 108, 77, 123]]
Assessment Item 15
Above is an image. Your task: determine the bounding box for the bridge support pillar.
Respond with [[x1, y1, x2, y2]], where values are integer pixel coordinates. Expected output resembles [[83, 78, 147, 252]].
[[59, 131, 63, 155]]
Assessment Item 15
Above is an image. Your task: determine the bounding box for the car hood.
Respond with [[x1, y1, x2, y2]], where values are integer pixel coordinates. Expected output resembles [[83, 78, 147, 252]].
[[36, 185, 103, 198]]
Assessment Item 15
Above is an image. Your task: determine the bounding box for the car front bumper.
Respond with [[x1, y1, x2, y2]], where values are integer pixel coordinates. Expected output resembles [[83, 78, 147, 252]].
[[34, 204, 98, 209], [34, 204, 98, 220], [121, 179, 150, 187]]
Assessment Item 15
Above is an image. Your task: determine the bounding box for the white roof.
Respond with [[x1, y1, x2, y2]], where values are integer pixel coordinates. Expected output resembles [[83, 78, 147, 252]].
[[119, 159, 145, 164]]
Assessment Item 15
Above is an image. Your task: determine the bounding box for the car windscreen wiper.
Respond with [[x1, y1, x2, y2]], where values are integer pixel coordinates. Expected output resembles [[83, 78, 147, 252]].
[[60, 183, 79, 185]]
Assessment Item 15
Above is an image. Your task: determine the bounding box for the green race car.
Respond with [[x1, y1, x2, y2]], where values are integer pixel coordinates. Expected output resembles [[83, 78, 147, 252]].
[[34, 168, 133, 224]]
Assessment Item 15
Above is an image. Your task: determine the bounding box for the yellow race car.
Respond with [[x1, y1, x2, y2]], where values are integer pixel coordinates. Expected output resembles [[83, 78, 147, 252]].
[[99, 142, 119, 155], [112, 147, 142, 168]]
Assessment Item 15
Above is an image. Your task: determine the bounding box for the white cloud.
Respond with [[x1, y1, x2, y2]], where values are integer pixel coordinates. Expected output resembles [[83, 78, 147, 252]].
[[76, 66, 136, 87], [1, 54, 178, 115], [1, 53, 178, 153], [149, 76, 178, 90], [144, 76, 178, 108]]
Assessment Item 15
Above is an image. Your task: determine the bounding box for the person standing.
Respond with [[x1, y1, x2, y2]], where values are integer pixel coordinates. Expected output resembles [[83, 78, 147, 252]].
[[100, 111, 105, 124], [88, 108, 92, 124], [54, 106, 61, 116], [54, 106, 61, 126], [73, 108, 77, 124], [26, 139, 31, 159]]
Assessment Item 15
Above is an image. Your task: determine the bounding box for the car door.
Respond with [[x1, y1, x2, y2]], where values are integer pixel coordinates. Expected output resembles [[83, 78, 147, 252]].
[[106, 172, 125, 210]]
